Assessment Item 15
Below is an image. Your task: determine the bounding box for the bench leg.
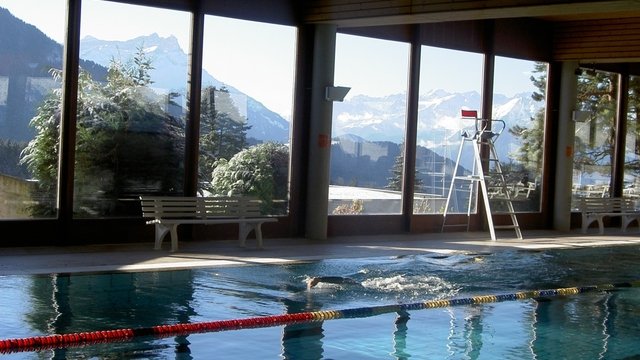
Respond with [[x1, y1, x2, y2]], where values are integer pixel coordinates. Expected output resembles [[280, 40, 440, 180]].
[[155, 223, 169, 250], [622, 216, 640, 232], [169, 224, 179, 252], [582, 215, 596, 234], [597, 217, 604, 234], [154, 223, 180, 251], [254, 223, 264, 249], [238, 223, 264, 248], [582, 216, 604, 234]]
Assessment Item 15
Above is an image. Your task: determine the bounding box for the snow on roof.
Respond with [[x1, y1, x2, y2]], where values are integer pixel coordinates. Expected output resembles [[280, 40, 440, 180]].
[[329, 185, 401, 200]]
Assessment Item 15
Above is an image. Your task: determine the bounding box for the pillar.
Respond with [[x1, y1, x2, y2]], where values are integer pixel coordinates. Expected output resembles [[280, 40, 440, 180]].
[[553, 61, 578, 231], [305, 25, 337, 240]]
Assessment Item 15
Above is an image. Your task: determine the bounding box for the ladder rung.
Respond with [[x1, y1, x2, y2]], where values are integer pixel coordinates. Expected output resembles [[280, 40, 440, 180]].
[[494, 225, 520, 230]]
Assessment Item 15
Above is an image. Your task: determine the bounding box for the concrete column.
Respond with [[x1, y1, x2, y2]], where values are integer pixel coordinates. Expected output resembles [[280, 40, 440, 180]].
[[553, 61, 579, 231], [305, 25, 337, 240]]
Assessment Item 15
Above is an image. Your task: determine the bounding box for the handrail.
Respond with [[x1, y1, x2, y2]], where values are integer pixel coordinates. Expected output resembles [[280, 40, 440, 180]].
[[460, 109, 506, 142]]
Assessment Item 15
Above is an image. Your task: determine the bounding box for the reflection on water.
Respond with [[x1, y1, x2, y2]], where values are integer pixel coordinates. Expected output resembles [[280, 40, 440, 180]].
[[1, 246, 639, 358], [24, 271, 197, 359]]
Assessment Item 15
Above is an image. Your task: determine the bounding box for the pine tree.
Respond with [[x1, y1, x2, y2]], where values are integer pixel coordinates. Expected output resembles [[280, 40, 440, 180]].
[[626, 76, 640, 178], [510, 62, 619, 196], [385, 143, 422, 191], [508, 62, 547, 175], [198, 86, 252, 190], [21, 49, 184, 216], [574, 69, 617, 168]]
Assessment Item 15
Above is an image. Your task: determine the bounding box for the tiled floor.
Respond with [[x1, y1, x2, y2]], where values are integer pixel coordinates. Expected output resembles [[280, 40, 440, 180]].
[[1, 229, 639, 275]]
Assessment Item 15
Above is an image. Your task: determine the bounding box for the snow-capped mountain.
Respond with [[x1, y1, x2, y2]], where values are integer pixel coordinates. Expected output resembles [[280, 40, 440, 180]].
[[78, 33, 543, 150], [333, 89, 543, 164], [333, 90, 542, 143], [79, 33, 290, 142]]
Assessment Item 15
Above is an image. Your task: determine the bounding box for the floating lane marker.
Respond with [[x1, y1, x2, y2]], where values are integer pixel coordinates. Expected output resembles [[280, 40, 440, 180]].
[[1, 280, 638, 354]]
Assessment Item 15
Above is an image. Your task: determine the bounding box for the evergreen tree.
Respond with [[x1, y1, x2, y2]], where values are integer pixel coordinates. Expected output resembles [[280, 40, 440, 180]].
[[510, 63, 618, 190], [508, 62, 546, 175], [385, 143, 422, 191], [626, 75, 640, 178], [21, 48, 184, 216], [573, 70, 617, 170], [208, 142, 288, 214], [199, 86, 251, 192]]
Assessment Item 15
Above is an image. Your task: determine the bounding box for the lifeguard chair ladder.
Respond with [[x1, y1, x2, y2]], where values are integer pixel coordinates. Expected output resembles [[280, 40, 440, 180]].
[[441, 109, 522, 240]]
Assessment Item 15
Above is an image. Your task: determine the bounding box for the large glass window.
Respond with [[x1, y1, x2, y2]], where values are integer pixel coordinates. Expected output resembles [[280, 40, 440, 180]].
[[414, 46, 483, 214], [0, 1, 65, 218], [572, 69, 617, 208], [331, 34, 410, 215], [624, 75, 640, 204], [73, 1, 191, 217], [200, 16, 295, 216], [491, 57, 547, 212]]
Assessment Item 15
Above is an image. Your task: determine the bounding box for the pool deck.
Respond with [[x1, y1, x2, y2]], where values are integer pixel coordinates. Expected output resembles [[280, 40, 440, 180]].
[[2, 229, 640, 275]]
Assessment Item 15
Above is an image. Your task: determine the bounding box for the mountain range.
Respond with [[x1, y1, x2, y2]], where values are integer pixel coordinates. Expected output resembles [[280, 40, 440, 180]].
[[78, 33, 290, 143], [1, 6, 544, 189]]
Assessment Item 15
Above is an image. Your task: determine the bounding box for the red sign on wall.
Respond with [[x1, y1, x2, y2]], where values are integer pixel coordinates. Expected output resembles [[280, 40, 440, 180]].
[[318, 134, 330, 148]]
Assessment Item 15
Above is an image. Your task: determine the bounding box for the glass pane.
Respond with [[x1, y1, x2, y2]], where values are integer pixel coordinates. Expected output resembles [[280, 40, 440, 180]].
[[491, 57, 547, 212], [414, 46, 483, 214], [624, 75, 640, 206], [200, 16, 295, 216], [0, 1, 65, 218], [74, 1, 191, 217], [331, 34, 409, 215], [571, 69, 617, 208]]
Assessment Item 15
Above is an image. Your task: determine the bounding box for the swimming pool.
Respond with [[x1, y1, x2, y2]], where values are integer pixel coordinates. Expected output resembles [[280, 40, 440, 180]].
[[1, 245, 640, 359]]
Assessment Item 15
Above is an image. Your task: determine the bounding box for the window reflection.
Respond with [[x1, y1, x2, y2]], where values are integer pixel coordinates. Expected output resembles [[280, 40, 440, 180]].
[[624, 75, 640, 204], [571, 69, 617, 208], [72, 1, 191, 217], [331, 34, 409, 215], [0, 1, 65, 219], [491, 57, 547, 213], [414, 46, 483, 214], [200, 16, 296, 216]]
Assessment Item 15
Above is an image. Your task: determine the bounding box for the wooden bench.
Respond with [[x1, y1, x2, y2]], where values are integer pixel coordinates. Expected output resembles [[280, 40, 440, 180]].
[[579, 197, 640, 234], [140, 196, 277, 251]]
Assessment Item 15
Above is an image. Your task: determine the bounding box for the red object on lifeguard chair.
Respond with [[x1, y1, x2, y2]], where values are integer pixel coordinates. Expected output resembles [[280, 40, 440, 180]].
[[460, 109, 478, 118]]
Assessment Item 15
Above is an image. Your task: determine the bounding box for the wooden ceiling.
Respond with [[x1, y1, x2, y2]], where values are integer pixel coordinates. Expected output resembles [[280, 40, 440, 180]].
[[303, 0, 640, 27]]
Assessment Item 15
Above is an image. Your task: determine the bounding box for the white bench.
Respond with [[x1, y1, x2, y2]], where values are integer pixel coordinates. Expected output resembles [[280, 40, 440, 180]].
[[579, 197, 640, 234], [140, 196, 277, 251]]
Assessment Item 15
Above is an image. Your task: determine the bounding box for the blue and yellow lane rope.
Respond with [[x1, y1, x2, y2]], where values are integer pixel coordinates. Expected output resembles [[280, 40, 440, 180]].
[[1, 280, 638, 353]]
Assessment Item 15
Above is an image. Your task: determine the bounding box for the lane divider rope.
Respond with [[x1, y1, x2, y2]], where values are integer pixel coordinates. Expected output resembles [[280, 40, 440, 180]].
[[1, 280, 638, 354]]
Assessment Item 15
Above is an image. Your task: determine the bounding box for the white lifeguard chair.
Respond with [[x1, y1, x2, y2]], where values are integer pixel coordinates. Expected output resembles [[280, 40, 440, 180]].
[[441, 109, 522, 240]]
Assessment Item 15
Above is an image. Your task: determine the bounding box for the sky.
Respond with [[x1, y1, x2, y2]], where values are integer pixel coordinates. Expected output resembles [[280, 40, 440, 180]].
[[2, 0, 538, 117]]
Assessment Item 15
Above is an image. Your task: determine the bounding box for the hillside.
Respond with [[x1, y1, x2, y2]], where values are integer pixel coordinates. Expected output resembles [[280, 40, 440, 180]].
[[0, 7, 107, 142]]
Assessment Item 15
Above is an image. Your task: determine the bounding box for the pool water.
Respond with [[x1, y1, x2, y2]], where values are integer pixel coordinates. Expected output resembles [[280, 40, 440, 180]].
[[1, 245, 640, 359]]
